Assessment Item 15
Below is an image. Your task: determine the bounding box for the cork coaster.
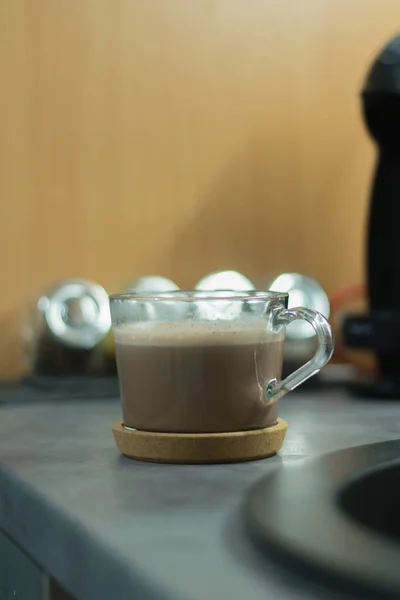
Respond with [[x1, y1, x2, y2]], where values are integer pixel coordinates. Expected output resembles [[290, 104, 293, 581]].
[[112, 418, 288, 464]]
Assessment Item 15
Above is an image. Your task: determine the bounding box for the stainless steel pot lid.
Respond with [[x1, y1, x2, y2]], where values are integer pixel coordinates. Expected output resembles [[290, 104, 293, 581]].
[[43, 279, 111, 349]]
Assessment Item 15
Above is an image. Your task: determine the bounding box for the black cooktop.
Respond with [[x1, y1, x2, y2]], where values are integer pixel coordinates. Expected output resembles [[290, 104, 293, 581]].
[[245, 440, 400, 599]]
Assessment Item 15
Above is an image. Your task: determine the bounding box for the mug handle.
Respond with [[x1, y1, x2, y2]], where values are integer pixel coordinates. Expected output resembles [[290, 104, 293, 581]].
[[265, 306, 334, 402]]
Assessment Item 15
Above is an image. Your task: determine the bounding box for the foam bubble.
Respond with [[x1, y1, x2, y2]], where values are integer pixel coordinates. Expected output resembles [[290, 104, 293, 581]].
[[113, 320, 284, 346]]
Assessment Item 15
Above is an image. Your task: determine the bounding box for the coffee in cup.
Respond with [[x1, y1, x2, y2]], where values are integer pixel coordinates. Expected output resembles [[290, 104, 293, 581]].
[[114, 320, 284, 433], [110, 291, 334, 435]]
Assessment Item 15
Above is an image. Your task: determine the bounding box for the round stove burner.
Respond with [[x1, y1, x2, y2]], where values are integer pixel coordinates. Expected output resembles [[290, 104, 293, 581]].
[[245, 441, 400, 599]]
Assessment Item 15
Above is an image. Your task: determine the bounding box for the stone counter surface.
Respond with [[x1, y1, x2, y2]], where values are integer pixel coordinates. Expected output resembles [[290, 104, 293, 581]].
[[1, 390, 400, 600]]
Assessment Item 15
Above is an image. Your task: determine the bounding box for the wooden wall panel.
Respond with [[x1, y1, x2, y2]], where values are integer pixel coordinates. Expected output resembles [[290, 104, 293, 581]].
[[1, 0, 399, 378]]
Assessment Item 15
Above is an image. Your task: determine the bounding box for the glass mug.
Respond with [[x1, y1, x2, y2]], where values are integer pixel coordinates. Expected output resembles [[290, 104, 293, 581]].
[[109, 290, 334, 434]]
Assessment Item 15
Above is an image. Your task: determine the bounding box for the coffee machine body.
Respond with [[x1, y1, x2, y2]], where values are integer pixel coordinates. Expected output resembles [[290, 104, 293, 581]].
[[343, 34, 400, 395]]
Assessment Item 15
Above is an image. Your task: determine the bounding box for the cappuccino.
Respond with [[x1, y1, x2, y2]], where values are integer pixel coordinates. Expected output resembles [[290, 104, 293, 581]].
[[114, 321, 284, 433]]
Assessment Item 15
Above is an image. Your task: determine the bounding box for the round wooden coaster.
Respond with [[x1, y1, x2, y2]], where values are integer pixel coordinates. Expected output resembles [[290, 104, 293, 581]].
[[112, 418, 288, 464]]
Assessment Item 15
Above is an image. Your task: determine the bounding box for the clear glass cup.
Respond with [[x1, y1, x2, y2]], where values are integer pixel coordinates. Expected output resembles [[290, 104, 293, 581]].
[[109, 290, 334, 433]]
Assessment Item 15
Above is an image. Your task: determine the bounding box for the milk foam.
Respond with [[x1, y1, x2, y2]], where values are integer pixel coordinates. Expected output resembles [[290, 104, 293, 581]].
[[113, 321, 284, 346]]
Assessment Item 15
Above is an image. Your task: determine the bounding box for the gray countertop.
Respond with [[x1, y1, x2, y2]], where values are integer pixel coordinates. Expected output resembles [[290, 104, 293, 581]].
[[1, 387, 400, 600]]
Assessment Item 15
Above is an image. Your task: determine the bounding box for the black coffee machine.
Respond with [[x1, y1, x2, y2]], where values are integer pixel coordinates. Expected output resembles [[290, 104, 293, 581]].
[[343, 34, 400, 397]]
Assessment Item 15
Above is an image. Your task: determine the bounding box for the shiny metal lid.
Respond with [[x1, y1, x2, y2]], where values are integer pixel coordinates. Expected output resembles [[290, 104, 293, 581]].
[[42, 279, 111, 348], [195, 271, 255, 320], [195, 270, 255, 291], [269, 273, 330, 339], [127, 276, 179, 293]]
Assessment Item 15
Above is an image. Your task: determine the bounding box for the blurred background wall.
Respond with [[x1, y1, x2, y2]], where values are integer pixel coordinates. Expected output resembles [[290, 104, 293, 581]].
[[1, 0, 399, 378]]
